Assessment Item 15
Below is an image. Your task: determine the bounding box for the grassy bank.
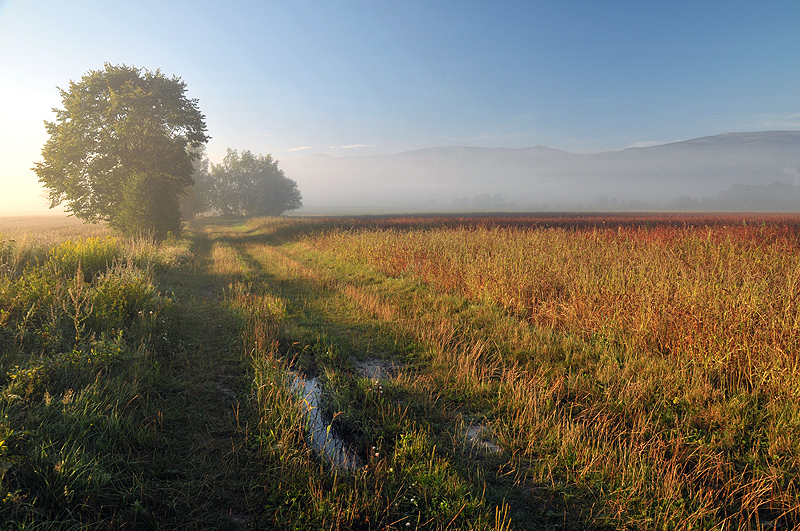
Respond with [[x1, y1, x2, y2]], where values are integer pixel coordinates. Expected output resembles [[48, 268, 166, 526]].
[[0, 225, 184, 527]]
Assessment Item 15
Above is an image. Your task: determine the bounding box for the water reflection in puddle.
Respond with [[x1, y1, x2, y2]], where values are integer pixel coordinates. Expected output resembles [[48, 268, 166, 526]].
[[352, 358, 400, 380], [288, 372, 363, 469], [464, 424, 502, 454]]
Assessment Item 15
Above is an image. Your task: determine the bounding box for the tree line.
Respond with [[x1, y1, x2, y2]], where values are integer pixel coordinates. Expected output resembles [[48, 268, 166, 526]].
[[33, 64, 302, 239]]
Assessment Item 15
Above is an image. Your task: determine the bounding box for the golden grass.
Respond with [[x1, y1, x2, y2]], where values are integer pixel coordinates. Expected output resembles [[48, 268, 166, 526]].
[[313, 222, 800, 396], [0, 215, 111, 242], [299, 215, 800, 528]]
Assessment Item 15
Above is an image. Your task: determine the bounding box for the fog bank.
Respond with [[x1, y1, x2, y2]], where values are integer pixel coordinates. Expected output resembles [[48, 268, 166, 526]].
[[280, 131, 800, 213]]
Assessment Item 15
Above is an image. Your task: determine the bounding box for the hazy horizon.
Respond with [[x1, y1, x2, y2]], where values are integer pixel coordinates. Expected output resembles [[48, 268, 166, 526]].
[[2, 2, 800, 215]]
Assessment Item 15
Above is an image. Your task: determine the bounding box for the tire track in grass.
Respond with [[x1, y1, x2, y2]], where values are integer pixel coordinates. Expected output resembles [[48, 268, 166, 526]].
[[214, 224, 600, 530], [143, 228, 265, 530]]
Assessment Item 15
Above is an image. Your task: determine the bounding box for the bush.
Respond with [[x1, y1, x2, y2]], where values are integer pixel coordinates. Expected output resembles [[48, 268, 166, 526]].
[[48, 236, 121, 282], [90, 263, 161, 333]]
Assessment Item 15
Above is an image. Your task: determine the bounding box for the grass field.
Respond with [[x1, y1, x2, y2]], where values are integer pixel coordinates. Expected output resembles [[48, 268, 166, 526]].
[[1, 213, 798, 530]]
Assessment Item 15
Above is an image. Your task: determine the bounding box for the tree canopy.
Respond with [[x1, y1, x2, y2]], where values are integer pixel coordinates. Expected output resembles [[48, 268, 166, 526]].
[[33, 64, 209, 237], [207, 149, 302, 217]]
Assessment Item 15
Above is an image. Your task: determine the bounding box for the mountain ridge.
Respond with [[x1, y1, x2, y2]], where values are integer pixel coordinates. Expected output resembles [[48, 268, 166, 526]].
[[280, 131, 800, 211], [296, 131, 800, 160]]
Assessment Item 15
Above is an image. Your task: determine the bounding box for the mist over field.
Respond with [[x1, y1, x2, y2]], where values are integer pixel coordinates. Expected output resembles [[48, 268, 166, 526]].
[[281, 131, 800, 213]]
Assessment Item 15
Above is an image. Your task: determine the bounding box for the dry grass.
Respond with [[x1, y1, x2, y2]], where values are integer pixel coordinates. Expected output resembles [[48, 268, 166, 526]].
[[313, 221, 800, 396], [303, 215, 800, 529], [0, 215, 111, 242]]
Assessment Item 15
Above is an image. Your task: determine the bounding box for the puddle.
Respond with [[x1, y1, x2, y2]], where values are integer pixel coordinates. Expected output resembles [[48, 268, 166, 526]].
[[464, 424, 502, 454], [352, 358, 400, 380], [215, 375, 236, 400], [288, 372, 363, 469], [286, 358, 402, 470]]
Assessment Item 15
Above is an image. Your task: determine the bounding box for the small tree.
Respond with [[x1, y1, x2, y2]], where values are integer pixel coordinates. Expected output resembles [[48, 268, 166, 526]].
[[33, 63, 209, 237], [209, 149, 302, 216]]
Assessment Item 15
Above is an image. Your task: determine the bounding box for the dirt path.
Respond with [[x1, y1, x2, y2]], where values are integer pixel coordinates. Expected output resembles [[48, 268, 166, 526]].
[[142, 229, 262, 530]]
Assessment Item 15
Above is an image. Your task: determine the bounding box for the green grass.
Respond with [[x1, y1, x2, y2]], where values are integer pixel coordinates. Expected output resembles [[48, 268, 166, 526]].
[[2, 213, 798, 529], [0, 218, 260, 529]]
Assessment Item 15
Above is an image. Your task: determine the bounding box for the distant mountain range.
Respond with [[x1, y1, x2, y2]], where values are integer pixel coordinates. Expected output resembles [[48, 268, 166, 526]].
[[280, 131, 800, 212]]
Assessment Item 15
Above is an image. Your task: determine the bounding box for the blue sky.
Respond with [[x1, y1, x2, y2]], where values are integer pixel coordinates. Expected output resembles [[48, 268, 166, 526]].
[[1, 1, 799, 214]]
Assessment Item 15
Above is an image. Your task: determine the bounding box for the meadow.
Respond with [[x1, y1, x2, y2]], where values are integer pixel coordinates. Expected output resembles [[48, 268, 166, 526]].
[[1, 213, 798, 530]]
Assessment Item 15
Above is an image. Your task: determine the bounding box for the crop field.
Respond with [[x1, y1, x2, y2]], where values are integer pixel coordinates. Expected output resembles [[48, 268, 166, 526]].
[[1, 213, 799, 530]]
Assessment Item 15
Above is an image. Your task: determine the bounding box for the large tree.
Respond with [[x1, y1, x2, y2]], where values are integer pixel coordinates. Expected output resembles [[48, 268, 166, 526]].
[[209, 149, 302, 216], [33, 64, 209, 237]]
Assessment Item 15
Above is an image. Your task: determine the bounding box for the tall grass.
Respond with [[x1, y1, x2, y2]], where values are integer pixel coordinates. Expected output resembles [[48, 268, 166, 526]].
[[304, 218, 800, 528], [313, 223, 800, 395], [6, 213, 797, 529], [0, 221, 184, 527]]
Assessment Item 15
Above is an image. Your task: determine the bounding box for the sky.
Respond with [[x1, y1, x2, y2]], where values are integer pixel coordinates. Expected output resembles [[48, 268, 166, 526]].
[[1, 1, 799, 214]]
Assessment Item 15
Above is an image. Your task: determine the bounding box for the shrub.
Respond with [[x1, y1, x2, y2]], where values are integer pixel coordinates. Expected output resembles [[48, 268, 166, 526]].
[[48, 236, 121, 282], [90, 263, 160, 333]]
